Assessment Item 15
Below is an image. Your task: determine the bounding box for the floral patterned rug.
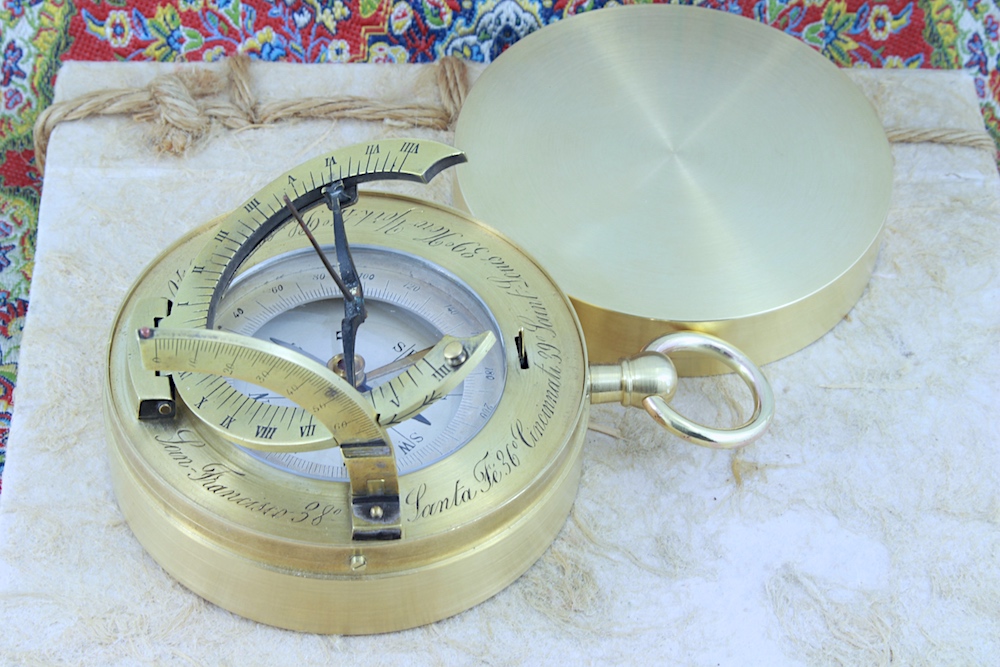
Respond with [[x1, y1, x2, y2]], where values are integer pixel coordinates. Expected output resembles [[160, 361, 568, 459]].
[[0, 0, 997, 493]]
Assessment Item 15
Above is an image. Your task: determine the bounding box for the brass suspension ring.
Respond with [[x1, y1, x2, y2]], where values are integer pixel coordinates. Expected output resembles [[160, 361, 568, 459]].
[[642, 332, 774, 449]]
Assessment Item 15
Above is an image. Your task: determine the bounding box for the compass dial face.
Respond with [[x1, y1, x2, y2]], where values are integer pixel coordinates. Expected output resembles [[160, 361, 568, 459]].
[[216, 246, 507, 481]]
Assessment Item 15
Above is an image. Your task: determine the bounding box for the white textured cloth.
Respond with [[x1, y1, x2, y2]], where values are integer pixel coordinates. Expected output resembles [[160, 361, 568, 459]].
[[0, 62, 998, 665]]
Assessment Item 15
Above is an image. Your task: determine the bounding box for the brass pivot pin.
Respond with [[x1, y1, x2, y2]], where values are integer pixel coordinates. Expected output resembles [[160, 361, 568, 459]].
[[443, 341, 468, 367], [131, 303, 175, 420]]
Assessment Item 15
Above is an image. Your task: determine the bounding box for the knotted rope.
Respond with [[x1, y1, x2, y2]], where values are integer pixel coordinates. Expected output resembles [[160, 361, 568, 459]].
[[32, 55, 998, 174], [33, 55, 470, 174]]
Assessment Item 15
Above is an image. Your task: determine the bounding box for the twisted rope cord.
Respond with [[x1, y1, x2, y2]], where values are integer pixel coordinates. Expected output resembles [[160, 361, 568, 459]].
[[33, 55, 469, 173], [884, 126, 997, 152], [32, 56, 997, 174]]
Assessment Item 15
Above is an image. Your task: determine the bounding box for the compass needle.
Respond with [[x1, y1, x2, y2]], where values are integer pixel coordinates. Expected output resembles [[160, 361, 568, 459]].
[[324, 183, 366, 389]]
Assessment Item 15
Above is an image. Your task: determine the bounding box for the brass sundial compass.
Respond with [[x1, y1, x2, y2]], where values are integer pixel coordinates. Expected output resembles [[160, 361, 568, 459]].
[[104, 138, 773, 634]]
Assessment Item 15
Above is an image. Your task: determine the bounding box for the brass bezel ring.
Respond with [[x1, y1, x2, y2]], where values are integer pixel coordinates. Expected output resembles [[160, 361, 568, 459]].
[[641, 333, 774, 449]]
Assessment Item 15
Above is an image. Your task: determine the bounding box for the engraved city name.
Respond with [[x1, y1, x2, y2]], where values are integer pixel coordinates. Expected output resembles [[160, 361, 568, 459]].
[[154, 429, 206, 469], [404, 479, 478, 522], [152, 429, 341, 525], [402, 408, 568, 524]]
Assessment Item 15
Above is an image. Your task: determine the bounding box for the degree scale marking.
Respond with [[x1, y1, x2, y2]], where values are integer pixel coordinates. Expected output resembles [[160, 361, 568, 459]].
[[160, 140, 467, 450], [139, 328, 385, 449], [140, 327, 494, 452], [168, 140, 464, 327]]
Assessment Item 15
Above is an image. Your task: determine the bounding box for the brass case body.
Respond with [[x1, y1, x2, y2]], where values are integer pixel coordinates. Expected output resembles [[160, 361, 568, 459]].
[[104, 193, 589, 633]]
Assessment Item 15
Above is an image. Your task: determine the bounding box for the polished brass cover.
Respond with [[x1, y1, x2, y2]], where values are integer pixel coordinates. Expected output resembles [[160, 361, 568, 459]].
[[454, 5, 893, 373]]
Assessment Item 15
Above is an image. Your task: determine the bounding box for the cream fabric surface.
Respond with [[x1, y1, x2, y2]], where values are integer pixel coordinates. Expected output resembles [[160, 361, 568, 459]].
[[1, 62, 998, 665]]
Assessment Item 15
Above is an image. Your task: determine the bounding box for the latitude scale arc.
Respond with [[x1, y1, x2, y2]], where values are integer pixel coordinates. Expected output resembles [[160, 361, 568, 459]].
[[105, 138, 773, 634]]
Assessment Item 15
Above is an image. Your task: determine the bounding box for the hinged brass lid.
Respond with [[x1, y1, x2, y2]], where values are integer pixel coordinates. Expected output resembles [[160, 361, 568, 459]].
[[454, 5, 892, 374]]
